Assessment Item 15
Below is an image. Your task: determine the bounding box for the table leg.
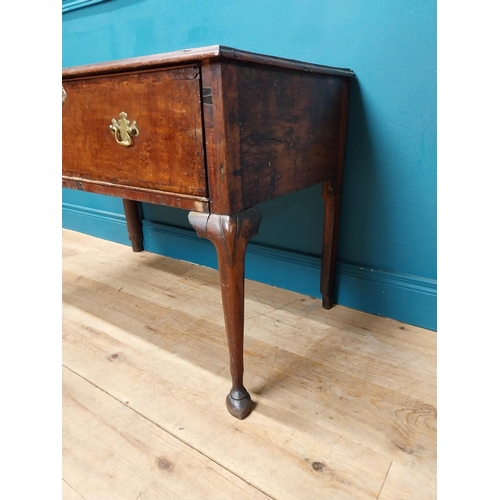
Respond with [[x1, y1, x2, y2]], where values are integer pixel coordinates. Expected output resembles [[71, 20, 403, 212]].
[[320, 180, 342, 310], [122, 199, 144, 252], [188, 208, 262, 419]]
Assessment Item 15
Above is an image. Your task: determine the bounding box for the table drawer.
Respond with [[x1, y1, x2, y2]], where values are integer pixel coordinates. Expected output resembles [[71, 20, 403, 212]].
[[62, 66, 207, 197]]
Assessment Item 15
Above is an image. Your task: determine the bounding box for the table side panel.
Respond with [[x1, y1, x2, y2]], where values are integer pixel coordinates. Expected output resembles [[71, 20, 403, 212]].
[[233, 62, 350, 209], [62, 66, 207, 198]]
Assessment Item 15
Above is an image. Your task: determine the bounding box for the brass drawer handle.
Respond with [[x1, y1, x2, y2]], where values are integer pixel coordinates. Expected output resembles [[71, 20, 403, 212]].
[[110, 112, 139, 147], [62, 86, 67, 104]]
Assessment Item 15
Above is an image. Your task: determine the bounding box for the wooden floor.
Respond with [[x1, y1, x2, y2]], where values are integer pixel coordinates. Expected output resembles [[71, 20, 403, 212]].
[[62, 229, 436, 500]]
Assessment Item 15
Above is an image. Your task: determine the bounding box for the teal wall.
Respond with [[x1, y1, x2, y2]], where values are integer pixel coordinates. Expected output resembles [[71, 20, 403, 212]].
[[62, 0, 437, 330]]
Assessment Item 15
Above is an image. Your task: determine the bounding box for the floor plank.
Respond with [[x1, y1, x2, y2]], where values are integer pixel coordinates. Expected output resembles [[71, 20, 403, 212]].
[[62, 480, 84, 500], [62, 229, 436, 499], [62, 302, 391, 500], [63, 366, 271, 500], [377, 461, 436, 500]]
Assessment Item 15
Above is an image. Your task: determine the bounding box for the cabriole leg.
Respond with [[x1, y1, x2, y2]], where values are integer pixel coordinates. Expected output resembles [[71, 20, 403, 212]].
[[189, 208, 262, 419]]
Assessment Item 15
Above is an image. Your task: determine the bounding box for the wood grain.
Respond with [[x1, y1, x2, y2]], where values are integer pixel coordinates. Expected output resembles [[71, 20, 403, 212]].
[[201, 60, 244, 214], [189, 208, 262, 419], [62, 66, 206, 197], [62, 229, 436, 499], [63, 367, 271, 500], [377, 461, 436, 500], [236, 62, 350, 209]]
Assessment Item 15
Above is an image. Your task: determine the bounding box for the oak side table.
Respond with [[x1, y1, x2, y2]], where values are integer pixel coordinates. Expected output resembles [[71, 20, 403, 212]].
[[62, 45, 354, 419]]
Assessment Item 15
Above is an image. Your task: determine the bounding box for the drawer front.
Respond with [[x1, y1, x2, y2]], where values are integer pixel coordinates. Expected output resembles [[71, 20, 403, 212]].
[[62, 66, 207, 197]]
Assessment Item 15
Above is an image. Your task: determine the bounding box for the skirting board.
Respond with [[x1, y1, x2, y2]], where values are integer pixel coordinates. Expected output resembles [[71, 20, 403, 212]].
[[62, 203, 437, 331]]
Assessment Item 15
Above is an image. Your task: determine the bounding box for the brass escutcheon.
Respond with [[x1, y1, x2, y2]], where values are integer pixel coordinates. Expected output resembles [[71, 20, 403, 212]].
[[110, 112, 139, 147]]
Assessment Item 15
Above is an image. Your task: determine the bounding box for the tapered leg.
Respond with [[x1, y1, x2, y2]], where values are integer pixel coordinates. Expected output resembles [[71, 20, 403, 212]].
[[188, 208, 262, 419], [320, 180, 342, 310], [122, 199, 144, 252]]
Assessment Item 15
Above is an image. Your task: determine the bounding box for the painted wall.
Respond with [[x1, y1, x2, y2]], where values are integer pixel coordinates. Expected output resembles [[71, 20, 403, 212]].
[[62, 0, 437, 330]]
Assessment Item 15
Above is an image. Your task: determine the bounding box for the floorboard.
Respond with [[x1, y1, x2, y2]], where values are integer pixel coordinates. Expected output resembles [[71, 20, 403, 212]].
[[62, 229, 436, 499]]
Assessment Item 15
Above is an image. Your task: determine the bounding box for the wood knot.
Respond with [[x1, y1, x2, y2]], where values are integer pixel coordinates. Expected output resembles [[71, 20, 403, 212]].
[[312, 461, 324, 472], [156, 457, 173, 470], [108, 353, 119, 361]]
